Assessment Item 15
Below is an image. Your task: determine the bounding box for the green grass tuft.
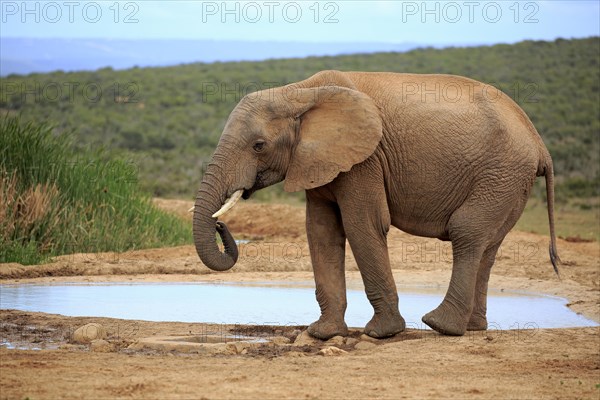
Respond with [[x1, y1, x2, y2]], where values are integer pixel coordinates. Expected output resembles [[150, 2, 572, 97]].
[[0, 116, 191, 264]]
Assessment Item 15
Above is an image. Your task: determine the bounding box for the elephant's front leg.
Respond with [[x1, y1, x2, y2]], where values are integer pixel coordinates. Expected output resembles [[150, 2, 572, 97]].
[[336, 179, 405, 338], [344, 215, 405, 338], [306, 191, 349, 340]]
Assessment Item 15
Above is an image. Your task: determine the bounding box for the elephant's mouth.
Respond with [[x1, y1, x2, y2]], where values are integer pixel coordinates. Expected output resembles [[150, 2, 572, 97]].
[[242, 172, 266, 200], [242, 188, 254, 200]]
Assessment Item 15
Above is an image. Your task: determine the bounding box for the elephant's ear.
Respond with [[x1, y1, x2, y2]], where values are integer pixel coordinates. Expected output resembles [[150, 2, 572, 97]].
[[283, 86, 383, 192]]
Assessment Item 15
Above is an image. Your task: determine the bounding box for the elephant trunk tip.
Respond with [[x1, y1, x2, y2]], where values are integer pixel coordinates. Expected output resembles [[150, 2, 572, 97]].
[[192, 181, 240, 272], [216, 221, 239, 264], [193, 214, 239, 272]]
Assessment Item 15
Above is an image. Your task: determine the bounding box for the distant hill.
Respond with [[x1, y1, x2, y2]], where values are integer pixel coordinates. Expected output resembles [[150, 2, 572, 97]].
[[0, 38, 458, 76], [1, 37, 598, 200]]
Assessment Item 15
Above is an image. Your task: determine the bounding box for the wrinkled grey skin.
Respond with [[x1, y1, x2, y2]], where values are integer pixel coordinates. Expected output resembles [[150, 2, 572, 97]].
[[193, 70, 559, 339]]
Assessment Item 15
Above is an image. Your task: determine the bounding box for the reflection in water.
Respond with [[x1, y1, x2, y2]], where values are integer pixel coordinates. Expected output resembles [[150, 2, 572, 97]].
[[0, 282, 597, 330]]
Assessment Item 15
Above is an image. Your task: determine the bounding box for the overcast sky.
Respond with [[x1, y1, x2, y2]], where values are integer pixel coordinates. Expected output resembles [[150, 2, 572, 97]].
[[1, 1, 599, 45]]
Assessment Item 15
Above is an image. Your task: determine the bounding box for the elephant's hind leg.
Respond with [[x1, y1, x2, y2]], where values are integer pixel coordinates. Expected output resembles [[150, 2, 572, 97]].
[[305, 191, 349, 340], [422, 203, 493, 335], [468, 198, 529, 331], [467, 241, 502, 331]]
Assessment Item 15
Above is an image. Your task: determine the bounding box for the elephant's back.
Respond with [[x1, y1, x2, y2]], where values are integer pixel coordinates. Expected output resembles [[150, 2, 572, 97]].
[[347, 71, 543, 141], [346, 71, 543, 164]]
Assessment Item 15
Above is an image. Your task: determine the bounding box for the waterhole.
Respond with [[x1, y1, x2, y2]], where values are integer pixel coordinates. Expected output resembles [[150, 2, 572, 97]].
[[0, 282, 596, 330]]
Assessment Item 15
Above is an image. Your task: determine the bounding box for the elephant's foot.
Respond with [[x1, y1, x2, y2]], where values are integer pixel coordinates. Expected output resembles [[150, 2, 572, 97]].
[[307, 317, 348, 340], [364, 312, 405, 338], [422, 303, 469, 336], [467, 314, 488, 331]]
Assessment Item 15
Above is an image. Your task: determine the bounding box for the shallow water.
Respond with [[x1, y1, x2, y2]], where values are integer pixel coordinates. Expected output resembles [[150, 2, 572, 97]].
[[0, 282, 596, 330]]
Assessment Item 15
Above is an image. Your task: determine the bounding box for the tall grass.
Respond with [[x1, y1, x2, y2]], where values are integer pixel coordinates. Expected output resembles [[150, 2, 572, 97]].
[[0, 116, 191, 264]]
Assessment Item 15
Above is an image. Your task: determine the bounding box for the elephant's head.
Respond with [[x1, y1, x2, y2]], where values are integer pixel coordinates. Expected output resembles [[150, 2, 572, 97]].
[[193, 71, 383, 271]]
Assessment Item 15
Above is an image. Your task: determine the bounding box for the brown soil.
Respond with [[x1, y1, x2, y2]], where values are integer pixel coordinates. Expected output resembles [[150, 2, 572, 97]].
[[1, 199, 599, 399]]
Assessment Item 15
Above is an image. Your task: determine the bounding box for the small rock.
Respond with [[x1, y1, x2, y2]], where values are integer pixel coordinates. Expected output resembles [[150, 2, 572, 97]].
[[354, 341, 377, 351], [293, 330, 321, 346], [226, 341, 253, 354], [318, 346, 348, 356], [345, 337, 360, 347], [359, 334, 379, 344], [325, 336, 345, 347], [207, 343, 230, 355], [285, 329, 302, 341], [225, 343, 238, 354], [90, 339, 114, 353], [72, 323, 107, 344], [271, 336, 291, 345]]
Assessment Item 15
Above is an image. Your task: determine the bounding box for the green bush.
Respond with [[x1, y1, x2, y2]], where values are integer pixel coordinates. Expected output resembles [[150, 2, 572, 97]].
[[557, 176, 600, 198], [0, 116, 191, 264]]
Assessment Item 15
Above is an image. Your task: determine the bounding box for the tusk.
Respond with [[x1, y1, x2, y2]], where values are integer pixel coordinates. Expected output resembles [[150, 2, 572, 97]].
[[212, 190, 243, 218], [188, 206, 194, 213]]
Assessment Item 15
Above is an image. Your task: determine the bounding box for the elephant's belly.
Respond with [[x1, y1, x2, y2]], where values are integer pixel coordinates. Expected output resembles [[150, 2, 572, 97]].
[[388, 195, 454, 240], [386, 180, 467, 241], [390, 214, 450, 240]]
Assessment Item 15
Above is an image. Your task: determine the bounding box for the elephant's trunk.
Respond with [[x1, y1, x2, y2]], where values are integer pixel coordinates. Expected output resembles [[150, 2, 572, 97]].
[[192, 170, 239, 271]]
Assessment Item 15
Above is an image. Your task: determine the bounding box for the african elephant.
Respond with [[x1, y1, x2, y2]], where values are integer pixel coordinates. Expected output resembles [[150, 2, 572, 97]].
[[192, 70, 560, 339]]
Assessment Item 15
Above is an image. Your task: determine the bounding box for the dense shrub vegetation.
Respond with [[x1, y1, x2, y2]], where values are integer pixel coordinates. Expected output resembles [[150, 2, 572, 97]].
[[0, 117, 190, 264], [1, 37, 598, 201]]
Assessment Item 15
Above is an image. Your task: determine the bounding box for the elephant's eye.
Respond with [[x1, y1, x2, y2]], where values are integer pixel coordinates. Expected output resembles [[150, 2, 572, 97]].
[[253, 140, 266, 153]]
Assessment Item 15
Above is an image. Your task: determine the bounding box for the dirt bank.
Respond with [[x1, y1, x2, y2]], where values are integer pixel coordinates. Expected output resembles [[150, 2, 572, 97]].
[[1, 199, 599, 399]]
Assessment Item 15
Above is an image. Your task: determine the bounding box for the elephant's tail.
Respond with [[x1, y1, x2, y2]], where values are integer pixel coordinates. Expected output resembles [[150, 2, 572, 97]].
[[539, 157, 561, 278]]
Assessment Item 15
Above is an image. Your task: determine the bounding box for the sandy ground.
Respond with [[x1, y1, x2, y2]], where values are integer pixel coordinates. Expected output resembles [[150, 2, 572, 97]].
[[1, 199, 599, 399]]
